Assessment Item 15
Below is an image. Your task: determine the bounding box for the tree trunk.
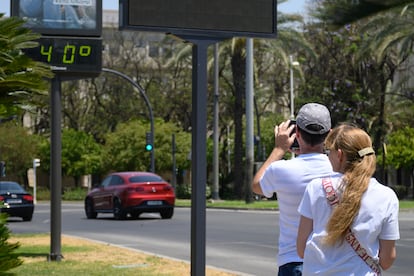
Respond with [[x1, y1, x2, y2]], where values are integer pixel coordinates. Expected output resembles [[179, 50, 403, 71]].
[[231, 39, 246, 199]]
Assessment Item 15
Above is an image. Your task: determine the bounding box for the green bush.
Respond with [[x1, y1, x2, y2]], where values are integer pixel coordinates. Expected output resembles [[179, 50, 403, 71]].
[[62, 187, 88, 201], [0, 213, 22, 273], [35, 187, 51, 200], [35, 187, 88, 201], [175, 184, 211, 199]]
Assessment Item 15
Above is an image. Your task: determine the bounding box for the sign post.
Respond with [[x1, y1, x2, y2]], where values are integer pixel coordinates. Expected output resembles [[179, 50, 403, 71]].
[[12, 0, 103, 262]]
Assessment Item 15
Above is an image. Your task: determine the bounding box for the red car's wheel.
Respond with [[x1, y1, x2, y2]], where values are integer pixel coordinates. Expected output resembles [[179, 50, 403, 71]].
[[160, 208, 174, 219], [113, 198, 127, 220], [85, 198, 97, 219]]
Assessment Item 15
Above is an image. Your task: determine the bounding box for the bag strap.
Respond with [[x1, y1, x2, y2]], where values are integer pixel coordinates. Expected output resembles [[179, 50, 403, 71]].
[[321, 177, 381, 275], [322, 178, 339, 206]]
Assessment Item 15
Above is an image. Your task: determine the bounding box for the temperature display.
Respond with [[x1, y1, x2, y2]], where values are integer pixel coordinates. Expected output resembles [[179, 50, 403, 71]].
[[24, 36, 102, 75]]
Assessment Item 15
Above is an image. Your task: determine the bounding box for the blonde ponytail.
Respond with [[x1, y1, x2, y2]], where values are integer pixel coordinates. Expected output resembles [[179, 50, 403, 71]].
[[323, 126, 376, 245]]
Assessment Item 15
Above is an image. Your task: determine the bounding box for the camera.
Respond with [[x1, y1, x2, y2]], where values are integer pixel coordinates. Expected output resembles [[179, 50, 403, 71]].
[[289, 120, 299, 150]]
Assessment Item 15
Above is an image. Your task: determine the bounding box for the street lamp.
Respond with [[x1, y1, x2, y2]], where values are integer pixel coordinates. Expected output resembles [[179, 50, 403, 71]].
[[290, 55, 300, 119]]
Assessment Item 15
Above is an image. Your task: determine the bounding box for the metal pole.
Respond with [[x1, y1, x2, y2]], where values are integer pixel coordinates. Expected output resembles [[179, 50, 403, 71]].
[[290, 55, 294, 119], [102, 68, 155, 172], [212, 43, 220, 200], [172, 134, 176, 189], [245, 38, 254, 203], [227, 125, 231, 174], [49, 76, 62, 262], [289, 56, 300, 119], [190, 39, 208, 276], [182, 35, 220, 276], [289, 55, 295, 159], [254, 97, 262, 161]]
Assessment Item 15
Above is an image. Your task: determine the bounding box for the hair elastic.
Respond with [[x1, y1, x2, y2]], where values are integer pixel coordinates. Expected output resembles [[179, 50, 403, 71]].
[[358, 147, 374, 157]]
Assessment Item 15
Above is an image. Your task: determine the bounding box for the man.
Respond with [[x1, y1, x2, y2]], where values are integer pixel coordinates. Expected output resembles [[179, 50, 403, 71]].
[[252, 103, 333, 276]]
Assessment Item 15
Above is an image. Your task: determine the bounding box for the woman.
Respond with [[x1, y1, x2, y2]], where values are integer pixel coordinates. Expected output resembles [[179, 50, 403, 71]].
[[296, 124, 399, 275]]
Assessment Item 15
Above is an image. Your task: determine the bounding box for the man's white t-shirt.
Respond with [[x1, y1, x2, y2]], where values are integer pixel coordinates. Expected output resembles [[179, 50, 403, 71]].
[[298, 174, 400, 275], [259, 153, 332, 266]]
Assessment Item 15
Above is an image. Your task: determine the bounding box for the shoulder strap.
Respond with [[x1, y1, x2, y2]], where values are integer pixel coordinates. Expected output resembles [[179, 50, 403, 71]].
[[321, 178, 381, 275], [322, 177, 339, 206]]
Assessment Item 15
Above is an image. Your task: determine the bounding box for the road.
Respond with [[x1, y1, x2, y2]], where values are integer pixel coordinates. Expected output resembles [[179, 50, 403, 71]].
[[6, 202, 414, 276]]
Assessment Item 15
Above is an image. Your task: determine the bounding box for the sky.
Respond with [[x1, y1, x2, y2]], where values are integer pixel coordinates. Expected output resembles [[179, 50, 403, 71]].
[[1, 0, 307, 17]]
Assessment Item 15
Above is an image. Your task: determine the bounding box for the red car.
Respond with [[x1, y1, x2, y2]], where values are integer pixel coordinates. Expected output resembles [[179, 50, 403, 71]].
[[84, 172, 175, 220]]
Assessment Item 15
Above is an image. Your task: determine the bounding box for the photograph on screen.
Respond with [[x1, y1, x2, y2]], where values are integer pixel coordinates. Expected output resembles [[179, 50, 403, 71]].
[[12, 0, 101, 36]]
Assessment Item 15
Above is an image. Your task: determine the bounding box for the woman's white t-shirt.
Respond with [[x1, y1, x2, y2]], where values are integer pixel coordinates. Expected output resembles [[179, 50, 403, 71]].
[[298, 174, 400, 275]]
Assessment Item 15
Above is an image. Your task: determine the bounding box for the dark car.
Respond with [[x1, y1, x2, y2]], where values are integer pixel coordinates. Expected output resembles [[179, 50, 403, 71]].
[[84, 172, 175, 220], [0, 181, 34, 221]]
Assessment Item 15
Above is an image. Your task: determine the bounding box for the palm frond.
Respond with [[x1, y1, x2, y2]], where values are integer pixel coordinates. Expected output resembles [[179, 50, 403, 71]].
[[313, 0, 414, 26]]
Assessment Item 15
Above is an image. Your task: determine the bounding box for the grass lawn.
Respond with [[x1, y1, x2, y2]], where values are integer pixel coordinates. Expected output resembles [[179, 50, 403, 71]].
[[9, 234, 235, 276], [176, 199, 279, 209], [397, 199, 414, 209]]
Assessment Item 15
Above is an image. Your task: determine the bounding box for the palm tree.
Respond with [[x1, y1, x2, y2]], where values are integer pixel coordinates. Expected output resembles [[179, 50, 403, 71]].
[[0, 14, 52, 117], [221, 0, 316, 200], [310, 0, 414, 26], [0, 14, 52, 273]]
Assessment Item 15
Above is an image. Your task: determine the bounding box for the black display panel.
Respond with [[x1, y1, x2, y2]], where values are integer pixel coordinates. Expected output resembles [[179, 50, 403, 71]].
[[24, 36, 102, 75], [11, 0, 102, 37], [119, 0, 277, 38]]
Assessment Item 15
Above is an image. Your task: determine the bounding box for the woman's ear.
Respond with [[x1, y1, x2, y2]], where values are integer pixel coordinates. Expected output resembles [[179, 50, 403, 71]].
[[337, 149, 345, 162]]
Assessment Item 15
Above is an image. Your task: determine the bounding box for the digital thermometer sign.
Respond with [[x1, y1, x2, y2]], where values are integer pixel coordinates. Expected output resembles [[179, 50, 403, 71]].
[[24, 36, 102, 75]]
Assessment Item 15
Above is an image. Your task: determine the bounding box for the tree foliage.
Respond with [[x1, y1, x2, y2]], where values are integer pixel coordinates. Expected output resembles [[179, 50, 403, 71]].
[[297, 24, 375, 129], [102, 119, 191, 173], [384, 127, 414, 169], [0, 122, 42, 183], [307, 0, 414, 181], [38, 128, 102, 186], [61, 129, 102, 183]]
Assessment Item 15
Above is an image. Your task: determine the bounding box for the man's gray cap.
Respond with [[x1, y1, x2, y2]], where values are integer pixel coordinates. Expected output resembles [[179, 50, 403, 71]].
[[296, 103, 331, 134]]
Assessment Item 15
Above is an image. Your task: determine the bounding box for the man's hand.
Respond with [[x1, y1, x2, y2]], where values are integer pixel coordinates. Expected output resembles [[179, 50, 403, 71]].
[[275, 120, 296, 152], [252, 119, 297, 196]]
